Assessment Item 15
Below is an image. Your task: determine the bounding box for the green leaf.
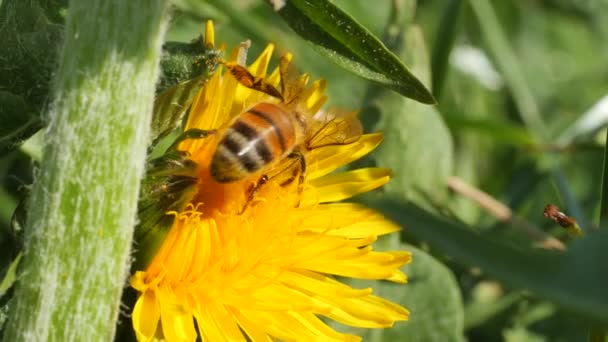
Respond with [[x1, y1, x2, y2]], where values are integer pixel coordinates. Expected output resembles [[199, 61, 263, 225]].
[[334, 237, 464, 341], [0, 1, 63, 115], [503, 326, 546, 342], [469, 0, 591, 233], [430, 0, 464, 100], [600, 130, 608, 230], [367, 198, 608, 325], [0, 1, 65, 154], [464, 291, 523, 329], [468, 0, 544, 139], [372, 26, 453, 208], [385, 243, 465, 341], [275, 0, 435, 104], [0, 91, 43, 155], [444, 115, 535, 147]]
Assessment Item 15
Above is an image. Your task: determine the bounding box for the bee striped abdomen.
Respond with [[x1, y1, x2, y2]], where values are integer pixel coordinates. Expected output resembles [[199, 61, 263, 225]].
[[211, 102, 296, 183]]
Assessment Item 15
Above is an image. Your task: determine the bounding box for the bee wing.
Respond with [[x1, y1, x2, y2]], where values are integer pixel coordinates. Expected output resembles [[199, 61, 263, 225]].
[[306, 108, 363, 149], [280, 55, 307, 104], [266, 154, 303, 188]]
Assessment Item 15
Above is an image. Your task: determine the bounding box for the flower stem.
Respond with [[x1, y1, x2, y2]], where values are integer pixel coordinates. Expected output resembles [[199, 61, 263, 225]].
[[2, 1, 168, 340], [600, 128, 608, 230]]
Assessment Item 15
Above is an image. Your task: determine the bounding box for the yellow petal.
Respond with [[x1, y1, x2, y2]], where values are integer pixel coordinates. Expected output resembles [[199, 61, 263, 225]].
[[135, 22, 410, 341], [280, 270, 373, 298], [194, 303, 244, 342], [295, 203, 400, 237], [132, 291, 160, 342], [158, 292, 197, 342], [249, 310, 361, 342], [307, 133, 384, 180], [304, 168, 391, 205], [322, 294, 410, 327], [204, 20, 215, 48], [230, 309, 274, 342], [248, 44, 275, 77], [301, 79, 328, 113]]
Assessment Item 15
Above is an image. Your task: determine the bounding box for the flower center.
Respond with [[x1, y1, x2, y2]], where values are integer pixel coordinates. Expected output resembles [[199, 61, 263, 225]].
[[186, 136, 256, 216]]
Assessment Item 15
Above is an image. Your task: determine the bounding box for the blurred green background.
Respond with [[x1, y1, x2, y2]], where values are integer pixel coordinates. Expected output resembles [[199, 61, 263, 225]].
[[2, 0, 608, 341]]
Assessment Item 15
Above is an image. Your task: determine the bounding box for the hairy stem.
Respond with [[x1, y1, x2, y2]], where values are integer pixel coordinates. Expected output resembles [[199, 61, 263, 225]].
[[3, 1, 168, 340]]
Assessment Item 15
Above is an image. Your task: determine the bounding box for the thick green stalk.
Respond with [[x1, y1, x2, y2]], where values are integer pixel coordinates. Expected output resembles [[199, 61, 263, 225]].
[[3, 1, 168, 340]]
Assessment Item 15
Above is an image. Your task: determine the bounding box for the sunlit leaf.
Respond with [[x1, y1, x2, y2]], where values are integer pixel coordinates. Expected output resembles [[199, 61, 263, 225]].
[[372, 26, 453, 208], [386, 243, 465, 341], [336, 237, 464, 341], [275, 0, 435, 104]]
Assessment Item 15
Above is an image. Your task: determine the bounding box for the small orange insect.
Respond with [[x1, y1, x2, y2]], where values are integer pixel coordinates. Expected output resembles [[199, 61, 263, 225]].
[[210, 55, 363, 188]]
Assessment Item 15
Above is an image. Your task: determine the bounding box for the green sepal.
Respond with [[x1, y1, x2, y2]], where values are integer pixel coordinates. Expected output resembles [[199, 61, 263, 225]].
[[133, 126, 215, 270], [151, 38, 222, 145], [133, 149, 200, 270], [167, 128, 217, 151]]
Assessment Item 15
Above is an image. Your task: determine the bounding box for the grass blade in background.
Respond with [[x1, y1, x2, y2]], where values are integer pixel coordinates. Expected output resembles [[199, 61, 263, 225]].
[[468, 0, 544, 139], [468, 0, 590, 232], [275, 0, 435, 104], [600, 129, 608, 230], [431, 0, 464, 100]]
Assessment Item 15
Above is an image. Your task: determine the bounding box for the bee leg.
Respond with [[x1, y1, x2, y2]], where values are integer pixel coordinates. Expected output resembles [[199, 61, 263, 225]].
[[220, 61, 284, 101], [274, 151, 306, 208], [168, 128, 217, 151], [291, 151, 307, 207], [239, 175, 269, 215]]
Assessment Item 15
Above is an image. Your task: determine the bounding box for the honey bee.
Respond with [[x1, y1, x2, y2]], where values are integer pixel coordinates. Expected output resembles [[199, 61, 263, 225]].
[[210, 55, 362, 188]]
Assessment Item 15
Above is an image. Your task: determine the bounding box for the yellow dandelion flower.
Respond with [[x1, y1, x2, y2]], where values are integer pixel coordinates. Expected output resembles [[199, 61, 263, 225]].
[[130, 21, 411, 342]]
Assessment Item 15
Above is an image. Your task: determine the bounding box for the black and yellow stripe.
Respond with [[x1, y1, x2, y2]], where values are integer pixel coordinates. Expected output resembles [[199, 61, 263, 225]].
[[210, 103, 296, 183]]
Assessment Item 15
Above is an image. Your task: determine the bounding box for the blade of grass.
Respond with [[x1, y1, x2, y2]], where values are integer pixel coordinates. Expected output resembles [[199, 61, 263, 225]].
[[468, 0, 544, 139], [431, 0, 464, 100], [468, 0, 590, 232], [600, 129, 608, 230]]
